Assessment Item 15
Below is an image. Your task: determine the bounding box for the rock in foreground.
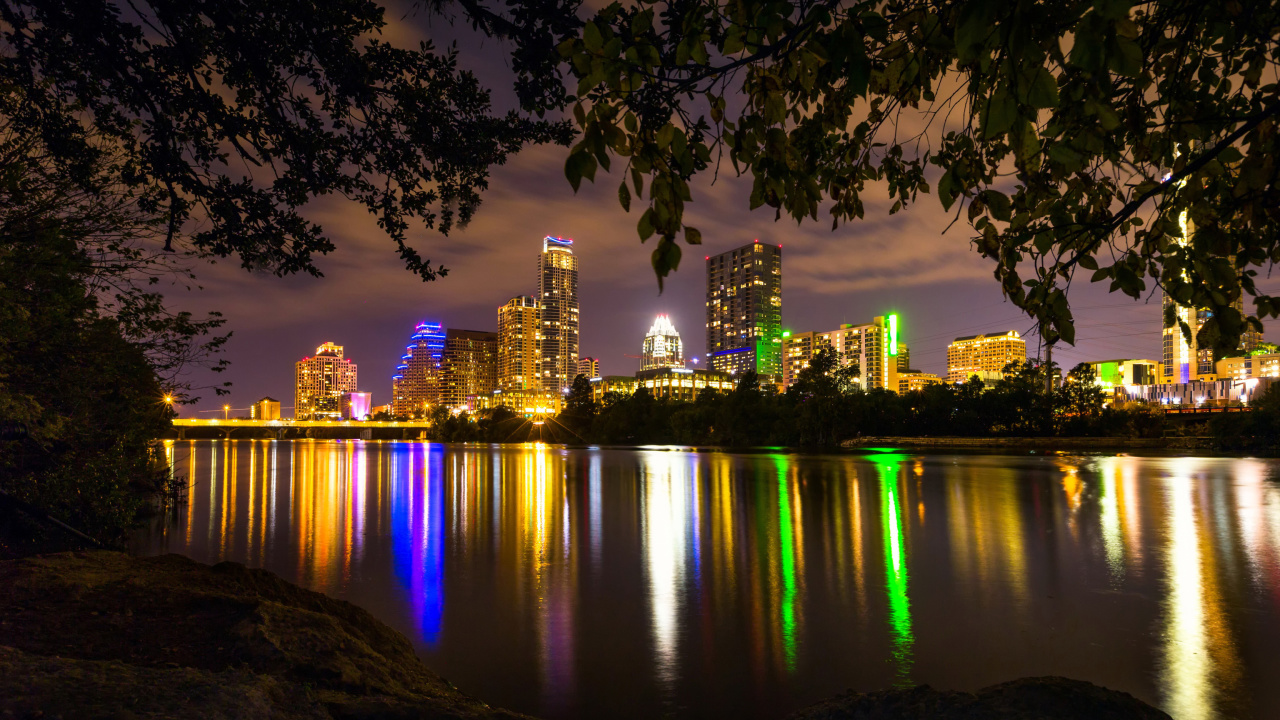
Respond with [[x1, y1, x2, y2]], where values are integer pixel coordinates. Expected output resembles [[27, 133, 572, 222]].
[[0, 551, 528, 719], [789, 677, 1171, 719]]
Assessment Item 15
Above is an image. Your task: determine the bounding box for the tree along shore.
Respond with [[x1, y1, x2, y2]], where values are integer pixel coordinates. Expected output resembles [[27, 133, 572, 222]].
[[422, 352, 1280, 454]]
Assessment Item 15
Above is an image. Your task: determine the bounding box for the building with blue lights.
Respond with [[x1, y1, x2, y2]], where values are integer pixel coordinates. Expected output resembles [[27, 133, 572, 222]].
[[392, 321, 447, 416]]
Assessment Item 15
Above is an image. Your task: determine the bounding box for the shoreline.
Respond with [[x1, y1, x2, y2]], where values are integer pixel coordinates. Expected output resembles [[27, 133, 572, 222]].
[[840, 436, 1218, 452]]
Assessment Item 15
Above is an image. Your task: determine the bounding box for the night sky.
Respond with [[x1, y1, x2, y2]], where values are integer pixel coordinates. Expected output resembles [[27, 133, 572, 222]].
[[173, 6, 1274, 417]]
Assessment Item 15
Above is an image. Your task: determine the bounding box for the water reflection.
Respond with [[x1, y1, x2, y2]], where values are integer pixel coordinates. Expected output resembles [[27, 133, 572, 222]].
[[872, 454, 913, 686], [143, 442, 1280, 720]]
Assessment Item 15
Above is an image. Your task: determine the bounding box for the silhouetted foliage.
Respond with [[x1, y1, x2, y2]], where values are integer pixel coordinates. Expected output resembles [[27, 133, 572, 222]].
[[0, 0, 572, 279], [554, 0, 1280, 355]]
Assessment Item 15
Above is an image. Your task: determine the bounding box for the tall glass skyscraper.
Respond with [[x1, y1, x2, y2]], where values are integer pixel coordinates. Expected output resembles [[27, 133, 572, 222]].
[[538, 236, 579, 392], [391, 321, 446, 416], [706, 241, 782, 377]]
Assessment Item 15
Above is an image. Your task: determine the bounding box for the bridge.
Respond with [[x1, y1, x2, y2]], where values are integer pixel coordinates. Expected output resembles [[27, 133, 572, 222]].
[[169, 418, 434, 441]]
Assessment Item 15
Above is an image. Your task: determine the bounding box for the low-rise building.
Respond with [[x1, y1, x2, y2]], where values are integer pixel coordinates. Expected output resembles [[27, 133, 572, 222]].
[[636, 367, 734, 402], [1114, 377, 1278, 407], [1216, 352, 1280, 381], [475, 388, 563, 418], [589, 375, 639, 403], [250, 397, 281, 421], [341, 391, 372, 420], [898, 371, 943, 394], [1086, 359, 1158, 389]]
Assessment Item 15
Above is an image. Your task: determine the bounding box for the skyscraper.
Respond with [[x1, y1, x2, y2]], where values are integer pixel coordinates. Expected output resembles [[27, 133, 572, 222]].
[[295, 342, 357, 420], [641, 315, 684, 370], [391, 321, 446, 416], [1160, 198, 1261, 382], [440, 328, 498, 410], [706, 241, 782, 377], [499, 296, 541, 391], [538, 236, 579, 393]]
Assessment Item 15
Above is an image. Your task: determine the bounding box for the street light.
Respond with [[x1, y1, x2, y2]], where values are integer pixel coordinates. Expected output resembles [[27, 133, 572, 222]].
[[223, 404, 230, 420]]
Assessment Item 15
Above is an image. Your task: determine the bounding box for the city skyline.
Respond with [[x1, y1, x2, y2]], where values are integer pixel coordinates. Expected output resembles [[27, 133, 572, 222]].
[[175, 217, 1280, 416]]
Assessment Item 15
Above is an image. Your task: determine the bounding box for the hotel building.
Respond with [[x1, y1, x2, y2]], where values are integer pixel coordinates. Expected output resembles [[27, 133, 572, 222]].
[[295, 342, 358, 420], [441, 329, 498, 410], [706, 241, 782, 378], [499, 296, 541, 391], [641, 315, 684, 370], [539, 236, 580, 393], [391, 322, 446, 416], [947, 331, 1027, 383]]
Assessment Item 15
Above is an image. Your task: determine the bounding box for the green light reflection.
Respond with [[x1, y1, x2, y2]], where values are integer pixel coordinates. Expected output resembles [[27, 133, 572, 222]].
[[774, 455, 798, 672], [873, 453, 914, 685]]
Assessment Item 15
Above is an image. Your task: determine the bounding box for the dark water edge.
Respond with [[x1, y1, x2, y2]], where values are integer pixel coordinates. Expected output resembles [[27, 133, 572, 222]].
[[135, 441, 1280, 720]]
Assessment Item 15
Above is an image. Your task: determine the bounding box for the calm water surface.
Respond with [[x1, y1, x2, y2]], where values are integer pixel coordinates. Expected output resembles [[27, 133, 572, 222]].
[[138, 440, 1280, 720]]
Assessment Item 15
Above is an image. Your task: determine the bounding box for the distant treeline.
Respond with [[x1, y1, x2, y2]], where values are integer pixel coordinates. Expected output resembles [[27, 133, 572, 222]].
[[424, 350, 1280, 450]]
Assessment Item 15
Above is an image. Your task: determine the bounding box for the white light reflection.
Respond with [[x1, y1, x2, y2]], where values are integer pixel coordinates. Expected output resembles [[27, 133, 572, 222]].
[[1098, 458, 1124, 584], [1161, 462, 1211, 720], [642, 451, 690, 687]]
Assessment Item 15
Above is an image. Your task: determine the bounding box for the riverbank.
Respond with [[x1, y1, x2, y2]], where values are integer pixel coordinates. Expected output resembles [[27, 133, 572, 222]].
[[843, 436, 1215, 451], [0, 551, 529, 719], [1, 552, 1173, 719]]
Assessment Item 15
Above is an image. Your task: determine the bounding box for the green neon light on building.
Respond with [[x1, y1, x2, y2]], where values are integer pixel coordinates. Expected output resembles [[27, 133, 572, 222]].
[[888, 314, 899, 356], [872, 454, 913, 685]]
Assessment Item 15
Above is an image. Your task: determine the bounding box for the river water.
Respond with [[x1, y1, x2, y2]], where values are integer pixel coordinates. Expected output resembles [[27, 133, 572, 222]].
[[137, 440, 1280, 719]]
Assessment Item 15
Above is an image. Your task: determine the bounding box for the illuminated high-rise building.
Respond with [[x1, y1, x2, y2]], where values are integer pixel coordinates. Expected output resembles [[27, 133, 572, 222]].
[[538, 236, 579, 393], [706, 241, 782, 377], [499, 295, 541, 391], [947, 331, 1026, 383], [1160, 191, 1261, 382], [641, 314, 684, 370], [440, 328, 498, 410], [781, 315, 902, 391], [577, 357, 600, 379], [391, 321, 447, 416], [782, 331, 828, 387], [822, 315, 900, 391], [295, 342, 357, 420]]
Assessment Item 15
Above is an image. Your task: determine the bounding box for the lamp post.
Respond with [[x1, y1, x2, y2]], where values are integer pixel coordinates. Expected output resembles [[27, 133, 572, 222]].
[[223, 404, 230, 420]]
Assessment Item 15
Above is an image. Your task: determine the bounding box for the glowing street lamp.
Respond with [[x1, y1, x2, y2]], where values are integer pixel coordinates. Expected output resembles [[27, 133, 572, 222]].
[[223, 404, 230, 420]]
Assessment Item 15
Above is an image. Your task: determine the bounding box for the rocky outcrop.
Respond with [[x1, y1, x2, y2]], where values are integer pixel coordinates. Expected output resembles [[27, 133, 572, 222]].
[[0, 551, 528, 719], [788, 677, 1171, 719]]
